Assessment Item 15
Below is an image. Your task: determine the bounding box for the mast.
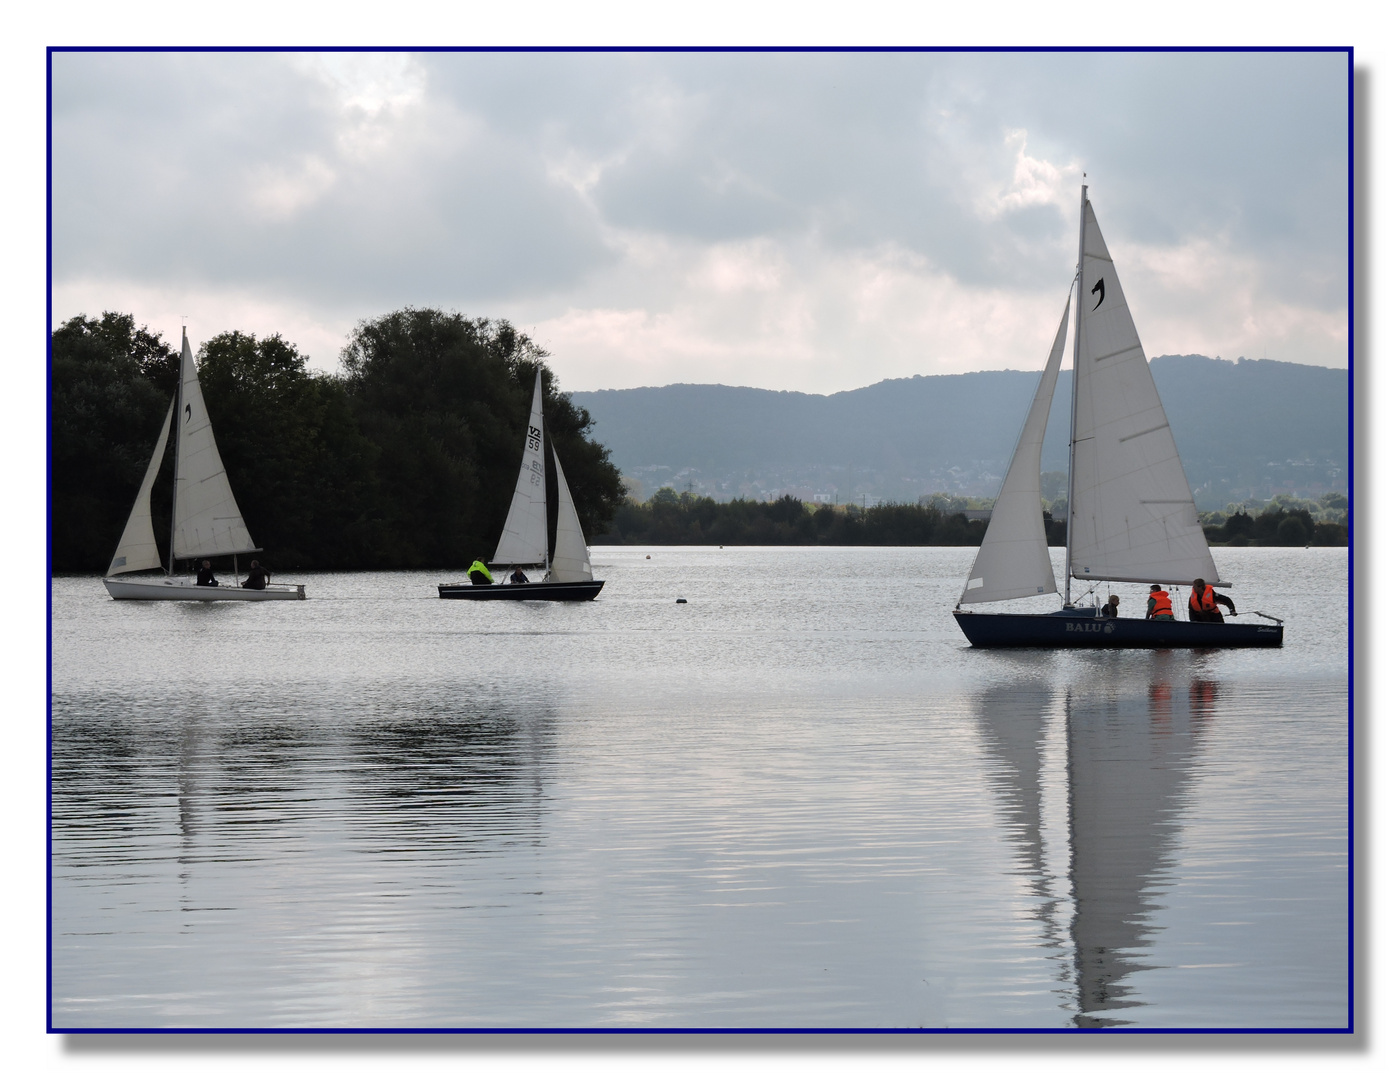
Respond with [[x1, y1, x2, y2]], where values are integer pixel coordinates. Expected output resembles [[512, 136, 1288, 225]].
[[167, 327, 186, 576], [1063, 184, 1088, 604]]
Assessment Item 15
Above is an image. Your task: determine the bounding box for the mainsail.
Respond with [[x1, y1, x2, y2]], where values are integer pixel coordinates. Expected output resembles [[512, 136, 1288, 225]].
[[491, 369, 550, 567], [546, 447, 594, 583], [1067, 194, 1223, 587], [171, 329, 258, 560], [106, 401, 173, 576], [959, 291, 1071, 604]]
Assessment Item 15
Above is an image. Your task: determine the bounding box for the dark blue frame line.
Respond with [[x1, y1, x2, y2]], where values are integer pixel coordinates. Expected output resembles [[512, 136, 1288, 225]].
[[45, 42, 1357, 1038], [46, 44, 56, 1038], [47, 44, 1350, 53], [1346, 45, 1356, 1038]]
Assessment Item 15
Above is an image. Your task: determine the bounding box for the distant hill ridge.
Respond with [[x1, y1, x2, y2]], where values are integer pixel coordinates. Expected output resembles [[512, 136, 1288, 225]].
[[569, 355, 1348, 508]]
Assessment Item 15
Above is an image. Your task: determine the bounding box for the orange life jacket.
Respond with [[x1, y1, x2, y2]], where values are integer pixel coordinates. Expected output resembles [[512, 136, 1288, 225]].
[[1189, 584, 1219, 614], [1148, 589, 1173, 618]]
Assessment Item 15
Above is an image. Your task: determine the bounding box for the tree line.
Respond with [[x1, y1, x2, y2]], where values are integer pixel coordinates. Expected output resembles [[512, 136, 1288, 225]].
[[595, 490, 996, 546], [51, 309, 628, 572], [1200, 506, 1347, 547], [51, 311, 1348, 573], [595, 488, 1347, 548]]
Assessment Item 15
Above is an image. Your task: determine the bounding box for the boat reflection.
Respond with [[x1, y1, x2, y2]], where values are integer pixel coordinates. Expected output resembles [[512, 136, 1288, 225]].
[[975, 658, 1218, 1027], [52, 682, 562, 876]]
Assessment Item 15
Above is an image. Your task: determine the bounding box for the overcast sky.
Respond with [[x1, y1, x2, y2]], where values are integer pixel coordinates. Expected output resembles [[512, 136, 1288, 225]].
[[51, 49, 1349, 393]]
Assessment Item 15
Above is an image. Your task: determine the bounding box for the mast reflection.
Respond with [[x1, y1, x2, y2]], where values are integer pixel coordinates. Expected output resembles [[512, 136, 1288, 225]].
[[975, 661, 1216, 1027]]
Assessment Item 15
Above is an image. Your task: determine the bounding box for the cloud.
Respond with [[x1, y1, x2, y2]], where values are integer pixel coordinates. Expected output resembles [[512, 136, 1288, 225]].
[[50, 49, 1350, 391]]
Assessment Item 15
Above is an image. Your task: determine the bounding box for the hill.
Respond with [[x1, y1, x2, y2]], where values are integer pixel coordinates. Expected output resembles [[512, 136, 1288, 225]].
[[570, 356, 1348, 510]]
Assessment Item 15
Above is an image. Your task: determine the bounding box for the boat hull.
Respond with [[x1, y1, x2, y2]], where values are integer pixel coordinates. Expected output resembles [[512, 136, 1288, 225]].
[[104, 578, 305, 601], [954, 610, 1282, 649], [438, 580, 605, 601]]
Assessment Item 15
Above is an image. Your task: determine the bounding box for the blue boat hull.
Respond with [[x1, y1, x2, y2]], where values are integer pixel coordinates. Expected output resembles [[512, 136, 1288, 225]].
[[438, 580, 605, 601], [954, 610, 1283, 649]]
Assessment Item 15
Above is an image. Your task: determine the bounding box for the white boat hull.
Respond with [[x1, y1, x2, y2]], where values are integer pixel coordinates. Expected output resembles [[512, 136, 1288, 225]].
[[103, 577, 305, 601]]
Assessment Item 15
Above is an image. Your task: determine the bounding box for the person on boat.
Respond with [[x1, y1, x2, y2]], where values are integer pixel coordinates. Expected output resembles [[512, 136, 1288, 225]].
[[509, 566, 529, 584], [1100, 594, 1119, 618], [1146, 585, 1175, 620], [469, 559, 494, 585], [1188, 578, 1236, 622], [242, 560, 270, 590], [196, 559, 219, 587]]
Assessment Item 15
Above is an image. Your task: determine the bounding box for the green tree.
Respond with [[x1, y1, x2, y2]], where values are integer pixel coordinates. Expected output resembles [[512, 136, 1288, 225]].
[[340, 309, 625, 567], [51, 313, 177, 571], [197, 331, 376, 569]]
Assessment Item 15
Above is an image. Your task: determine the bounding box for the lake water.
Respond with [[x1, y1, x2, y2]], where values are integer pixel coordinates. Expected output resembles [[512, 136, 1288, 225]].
[[49, 546, 1350, 1030]]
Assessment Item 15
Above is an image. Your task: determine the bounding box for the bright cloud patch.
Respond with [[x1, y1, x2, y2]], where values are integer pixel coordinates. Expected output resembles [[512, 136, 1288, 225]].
[[50, 51, 1349, 392]]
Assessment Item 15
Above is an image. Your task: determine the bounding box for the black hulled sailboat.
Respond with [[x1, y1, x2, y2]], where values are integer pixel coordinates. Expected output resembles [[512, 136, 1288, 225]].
[[953, 187, 1282, 648]]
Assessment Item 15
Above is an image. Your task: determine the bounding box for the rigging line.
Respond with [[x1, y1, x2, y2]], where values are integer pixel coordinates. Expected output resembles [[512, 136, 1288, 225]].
[[1119, 422, 1170, 443], [1093, 345, 1140, 364]]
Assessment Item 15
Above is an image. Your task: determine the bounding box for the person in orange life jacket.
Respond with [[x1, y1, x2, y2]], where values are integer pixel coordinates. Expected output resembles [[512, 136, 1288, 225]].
[[1188, 577, 1236, 622], [1146, 585, 1175, 620]]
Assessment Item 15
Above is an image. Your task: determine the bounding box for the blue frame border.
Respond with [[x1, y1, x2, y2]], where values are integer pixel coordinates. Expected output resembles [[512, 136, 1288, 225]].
[[45, 42, 1357, 1039]]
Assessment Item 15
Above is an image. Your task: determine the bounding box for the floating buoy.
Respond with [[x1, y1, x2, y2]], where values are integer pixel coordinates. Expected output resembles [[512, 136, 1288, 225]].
[[676, 598, 687, 604], [646, 555, 651, 559]]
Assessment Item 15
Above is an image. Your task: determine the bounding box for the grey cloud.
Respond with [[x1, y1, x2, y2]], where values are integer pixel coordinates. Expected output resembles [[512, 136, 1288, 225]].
[[53, 52, 614, 307], [52, 49, 1348, 325]]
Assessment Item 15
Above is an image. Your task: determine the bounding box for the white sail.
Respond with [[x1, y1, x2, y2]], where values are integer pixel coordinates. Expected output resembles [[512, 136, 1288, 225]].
[[1067, 196, 1224, 587], [106, 401, 174, 576], [959, 291, 1070, 604], [171, 330, 258, 560], [546, 447, 594, 583], [491, 369, 550, 567]]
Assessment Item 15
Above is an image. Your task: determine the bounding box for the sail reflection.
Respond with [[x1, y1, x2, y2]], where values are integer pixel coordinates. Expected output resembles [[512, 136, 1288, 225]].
[[975, 663, 1216, 1027], [51, 681, 563, 873]]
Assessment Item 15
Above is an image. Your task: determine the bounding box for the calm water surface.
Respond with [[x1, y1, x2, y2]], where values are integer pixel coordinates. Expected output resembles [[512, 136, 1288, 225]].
[[50, 546, 1349, 1029]]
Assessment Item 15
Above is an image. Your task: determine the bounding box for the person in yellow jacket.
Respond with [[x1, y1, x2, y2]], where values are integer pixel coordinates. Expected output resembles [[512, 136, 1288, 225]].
[[1146, 585, 1175, 620], [468, 559, 494, 585]]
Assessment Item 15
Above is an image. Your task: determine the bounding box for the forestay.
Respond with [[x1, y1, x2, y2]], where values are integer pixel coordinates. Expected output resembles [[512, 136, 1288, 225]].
[[959, 291, 1070, 604], [171, 330, 258, 560], [546, 448, 594, 583], [106, 402, 173, 576], [491, 369, 551, 567], [1068, 198, 1224, 587]]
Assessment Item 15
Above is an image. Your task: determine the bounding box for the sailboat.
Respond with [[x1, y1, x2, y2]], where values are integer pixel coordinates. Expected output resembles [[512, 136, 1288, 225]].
[[953, 186, 1281, 648], [438, 369, 605, 601], [102, 328, 305, 601]]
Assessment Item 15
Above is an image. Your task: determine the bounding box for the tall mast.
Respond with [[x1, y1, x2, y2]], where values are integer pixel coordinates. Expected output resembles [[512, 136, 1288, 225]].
[[1063, 184, 1088, 604], [167, 327, 186, 576]]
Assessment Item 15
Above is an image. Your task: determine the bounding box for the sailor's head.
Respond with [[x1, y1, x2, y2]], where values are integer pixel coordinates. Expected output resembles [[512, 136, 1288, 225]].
[[1193, 578, 1206, 590], [250, 560, 260, 568], [1150, 584, 1162, 592], [202, 559, 211, 568], [1108, 594, 1119, 604]]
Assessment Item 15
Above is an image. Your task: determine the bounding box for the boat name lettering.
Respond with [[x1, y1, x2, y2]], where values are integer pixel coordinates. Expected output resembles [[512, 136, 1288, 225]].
[[1064, 621, 1105, 632]]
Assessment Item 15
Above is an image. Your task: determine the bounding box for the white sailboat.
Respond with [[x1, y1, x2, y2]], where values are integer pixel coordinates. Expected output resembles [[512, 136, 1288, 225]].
[[102, 328, 305, 601], [438, 369, 604, 601], [953, 186, 1281, 648]]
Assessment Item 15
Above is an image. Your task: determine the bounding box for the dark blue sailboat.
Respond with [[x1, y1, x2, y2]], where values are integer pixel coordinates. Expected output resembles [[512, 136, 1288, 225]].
[[953, 187, 1282, 649], [439, 370, 604, 602]]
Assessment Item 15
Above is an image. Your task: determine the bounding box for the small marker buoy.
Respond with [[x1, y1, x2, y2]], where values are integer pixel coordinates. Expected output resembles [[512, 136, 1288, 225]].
[[676, 598, 687, 604], [646, 555, 651, 559]]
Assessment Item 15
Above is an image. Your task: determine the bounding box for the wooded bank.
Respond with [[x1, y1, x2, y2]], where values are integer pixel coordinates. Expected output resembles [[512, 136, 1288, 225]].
[[51, 309, 627, 572]]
